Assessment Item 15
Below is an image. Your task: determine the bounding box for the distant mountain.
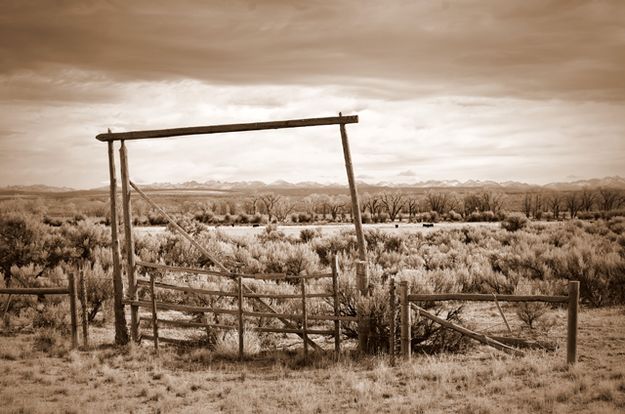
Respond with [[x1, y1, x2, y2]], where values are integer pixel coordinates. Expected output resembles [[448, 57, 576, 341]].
[[0, 184, 76, 192], [3, 176, 624, 194]]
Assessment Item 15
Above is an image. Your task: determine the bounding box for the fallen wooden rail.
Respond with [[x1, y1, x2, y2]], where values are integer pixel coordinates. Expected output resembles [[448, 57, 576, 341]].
[[136, 278, 237, 297], [0, 287, 69, 295], [139, 316, 234, 330], [124, 299, 239, 316], [96, 115, 359, 142]]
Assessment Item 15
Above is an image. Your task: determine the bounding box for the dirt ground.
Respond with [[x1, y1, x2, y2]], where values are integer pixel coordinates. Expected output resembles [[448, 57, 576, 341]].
[[1, 306, 624, 414]]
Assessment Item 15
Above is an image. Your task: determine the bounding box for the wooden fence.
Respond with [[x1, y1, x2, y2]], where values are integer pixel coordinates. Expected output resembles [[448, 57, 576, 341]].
[[1, 272, 91, 349], [125, 255, 351, 359], [391, 280, 580, 365]]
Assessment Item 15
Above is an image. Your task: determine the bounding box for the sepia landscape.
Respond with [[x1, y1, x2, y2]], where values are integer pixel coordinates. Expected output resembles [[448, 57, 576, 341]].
[[2, 1, 625, 413]]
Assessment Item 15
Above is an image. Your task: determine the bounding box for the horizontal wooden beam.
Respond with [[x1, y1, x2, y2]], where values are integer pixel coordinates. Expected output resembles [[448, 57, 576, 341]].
[[124, 299, 238, 315], [136, 260, 285, 280], [96, 115, 359, 142], [254, 327, 335, 335], [243, 292, 332, 299], [136, 278, 237, 297], [407, 293, 569, 303], [139, 316, 235, 330], [249, 272, 333, 281], [0, 287, 69, 295]]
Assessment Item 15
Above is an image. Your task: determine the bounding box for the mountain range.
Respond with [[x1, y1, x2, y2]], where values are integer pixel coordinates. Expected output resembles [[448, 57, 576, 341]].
[[2, 176, 625, 194]]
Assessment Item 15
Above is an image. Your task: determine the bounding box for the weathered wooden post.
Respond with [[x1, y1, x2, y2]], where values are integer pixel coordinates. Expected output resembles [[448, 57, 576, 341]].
[[68, 272, 78, 349], [331, 255, 341, 359], [567, 281, 580, 364], [301, 277, 309, 361], [79, 268, 89, 348], [119, 140, 139, 342], [399, 281, 410, 359], [389, 278, 396, 366], [107, 139, 129, 345], [237, 276, 244, 361], [150, 273, 159, 354], [338, 112, 369, 352]]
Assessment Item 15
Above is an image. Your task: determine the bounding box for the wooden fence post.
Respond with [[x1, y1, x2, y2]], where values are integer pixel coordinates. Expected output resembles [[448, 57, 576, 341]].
[[338, 112, 369, 352], [119, 140, 139, 342], [237, 276, 244, 361], [150, 273, 159, 354], [79, 268, 89, 348], [301, 277, 309, 361], [399, 281, 410, 360], [331, 255, 341, 359], [389, 278, 396, 366], [68, 272, 78, 349], [107, 139, 129, 345], [567, 281, 579, 364]]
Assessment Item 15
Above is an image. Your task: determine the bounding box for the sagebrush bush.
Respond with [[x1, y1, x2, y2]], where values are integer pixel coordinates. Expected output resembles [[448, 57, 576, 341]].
[[501, 213, 528, 232]]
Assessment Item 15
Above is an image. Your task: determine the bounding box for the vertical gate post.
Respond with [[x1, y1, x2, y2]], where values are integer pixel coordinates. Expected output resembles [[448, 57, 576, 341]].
[[119, 140, 139, 342], [399, 281, 410, 360], [107, 140, 129, 345], [79, 267, 89, 348], [338, 112, 369, 352], [301, 277, 309, 361], [150, 273, 159, 354], [331, 255, 341, 359], [389, 278, 396, 366], [237, 276, 244, 361], [567, 281, 580, 364], [68, 272, 78, 349]]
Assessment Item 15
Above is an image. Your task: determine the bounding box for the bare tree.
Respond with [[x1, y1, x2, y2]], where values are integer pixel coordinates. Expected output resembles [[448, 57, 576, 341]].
[[362, 193, 383, 220], [566, 192, 580, 218], [379, 191, 405, 222], [531, 193, 544, 219], [548, 192, 563, 219], [324, 195, 347, 221], [425, 191, 458, 215], [463, 193, 481, 217], [405, 196, 419, 219], [597, 187, 624, 211], [273, 198, 297, 222], [522, 193, 532, 218], [481, 191, 506, 214], [259, 193, 281, 222], [579, 187, 595, 212]]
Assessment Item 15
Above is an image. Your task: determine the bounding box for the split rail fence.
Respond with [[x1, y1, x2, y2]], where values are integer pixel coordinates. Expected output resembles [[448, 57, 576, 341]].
[[1, 272, 91, 349], [124, 256, 351, 359], [390, 280, 580, 365]]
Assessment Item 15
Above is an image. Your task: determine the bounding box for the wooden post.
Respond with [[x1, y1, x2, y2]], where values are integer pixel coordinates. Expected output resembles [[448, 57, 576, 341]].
[[79, 268, 89, 348], [68, 272, 78, 349], [107, 140, 129, 345], [399, 281, 410, 359], [389, 278, 396, 366], [301, 277, 309, 361], [567, 281, 579, 364], [331, 255, 341, 359], [237, 276, 244, 361], [150, 273, 159, 354], [119, 140, 139, 342], [338, 112, 369, 352]]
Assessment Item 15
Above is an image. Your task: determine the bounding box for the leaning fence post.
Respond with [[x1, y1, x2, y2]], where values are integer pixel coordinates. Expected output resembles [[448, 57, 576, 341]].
[[399, 281, 410, 360], [331, 255, 341, 359], [150, 273, 159, 354], [389, 278, 396, 366], [68, 272, 78, 349], [79, 268, 89, 348], [567, 281, 579, 364], [237, 276, 244, 361]]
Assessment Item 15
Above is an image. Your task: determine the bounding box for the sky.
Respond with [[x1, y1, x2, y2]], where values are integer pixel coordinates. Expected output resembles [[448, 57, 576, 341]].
[[1, 0, 624, 189]]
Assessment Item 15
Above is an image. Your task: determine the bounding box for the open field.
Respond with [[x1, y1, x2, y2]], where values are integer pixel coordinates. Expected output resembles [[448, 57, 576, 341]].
[[1, 306, 624, 413]]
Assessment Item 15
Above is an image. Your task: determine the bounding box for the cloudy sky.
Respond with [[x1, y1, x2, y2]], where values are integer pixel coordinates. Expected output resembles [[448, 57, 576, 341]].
[[1, 0, 624, 189]]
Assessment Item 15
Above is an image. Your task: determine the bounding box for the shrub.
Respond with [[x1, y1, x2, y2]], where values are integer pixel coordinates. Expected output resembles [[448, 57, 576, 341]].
[[501, 213, 528, 232]]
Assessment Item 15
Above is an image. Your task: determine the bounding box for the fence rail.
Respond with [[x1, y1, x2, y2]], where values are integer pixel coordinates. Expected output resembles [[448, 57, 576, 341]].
[[395, 280, 580, 364]]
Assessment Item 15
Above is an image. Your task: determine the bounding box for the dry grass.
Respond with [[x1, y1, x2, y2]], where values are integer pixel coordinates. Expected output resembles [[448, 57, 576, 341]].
[[1, 307, 624, 413]]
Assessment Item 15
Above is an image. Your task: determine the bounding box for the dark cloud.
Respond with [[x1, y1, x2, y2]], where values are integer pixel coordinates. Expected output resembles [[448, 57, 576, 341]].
[[1, 0, 624, 101]]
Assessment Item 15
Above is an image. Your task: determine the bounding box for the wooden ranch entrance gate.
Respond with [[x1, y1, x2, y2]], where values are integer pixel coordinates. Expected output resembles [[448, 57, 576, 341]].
[[96, 114, 369, 350]]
